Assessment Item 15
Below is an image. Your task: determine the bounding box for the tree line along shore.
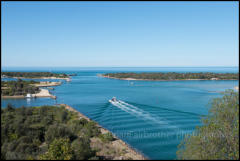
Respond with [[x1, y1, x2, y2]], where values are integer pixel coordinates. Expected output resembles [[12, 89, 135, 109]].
[[1, 79, 60, 99], [1, 72, 74, 99], [1, 72, 73, 81], [102, 72, 239, 81], [1, 72, 69, 78], [1, 104, 147, 160]]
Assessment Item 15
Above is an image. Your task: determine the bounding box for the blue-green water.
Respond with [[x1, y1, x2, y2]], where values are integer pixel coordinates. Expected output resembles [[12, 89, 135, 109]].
[[1, 67, 239, 159]]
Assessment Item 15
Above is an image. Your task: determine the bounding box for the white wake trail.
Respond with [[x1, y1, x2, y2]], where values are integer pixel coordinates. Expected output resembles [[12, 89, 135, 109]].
[[111, 100, 180, 130]]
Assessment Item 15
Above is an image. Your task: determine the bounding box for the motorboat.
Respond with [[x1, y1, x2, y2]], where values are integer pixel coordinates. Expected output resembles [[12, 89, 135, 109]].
[[109, 97, 118, 103]]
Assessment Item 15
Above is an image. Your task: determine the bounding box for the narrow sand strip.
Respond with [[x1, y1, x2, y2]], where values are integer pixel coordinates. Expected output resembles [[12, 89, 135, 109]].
[[33, 81, 61, 87], [1, 95, 25, 99], [12, 76, 70, 81]]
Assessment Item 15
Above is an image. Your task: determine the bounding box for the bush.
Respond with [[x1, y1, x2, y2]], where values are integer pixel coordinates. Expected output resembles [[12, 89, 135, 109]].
[[99, 132, 115, 143], [83, 121, 100, 137], [177, 90, 239, 160], [72, 138, 95, 160], [39, 138, 74, 160], [1, 105, 103, 160], [45, 124, 76, 144]]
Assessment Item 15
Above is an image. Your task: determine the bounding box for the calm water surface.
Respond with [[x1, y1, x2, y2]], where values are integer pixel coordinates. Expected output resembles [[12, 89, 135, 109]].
[[1, 67, 239, 159]]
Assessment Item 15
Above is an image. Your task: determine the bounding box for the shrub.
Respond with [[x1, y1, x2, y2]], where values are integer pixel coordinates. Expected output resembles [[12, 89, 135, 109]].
[[45, 124, 76, 144], [39, 138, 74, 160], [99, 132, 115, 143], [177, 90, 239, 160], [71, 137, 95, 160]]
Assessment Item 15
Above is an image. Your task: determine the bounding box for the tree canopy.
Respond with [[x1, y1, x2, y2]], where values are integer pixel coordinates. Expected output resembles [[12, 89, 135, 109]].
[[177, 90, 239, 160], [1, 105, 99, 160], [2, 72, 69, 78], [1, 79, 40, 96], [104, 72, 239, 80]]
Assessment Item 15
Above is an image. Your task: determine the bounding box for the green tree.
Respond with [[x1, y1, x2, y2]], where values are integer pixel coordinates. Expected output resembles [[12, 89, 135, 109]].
[[39, 138, 73, 160], [6, 104, 14, 112], [177, 90, 239, 160], [45, 124, 76, 144], [83, 121, 100, 137], [71, 137, 95, 160]]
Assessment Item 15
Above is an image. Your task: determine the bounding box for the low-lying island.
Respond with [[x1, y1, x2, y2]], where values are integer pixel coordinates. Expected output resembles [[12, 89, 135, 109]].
[[101, 72, 239, 81], [1, 71, 71, 81]]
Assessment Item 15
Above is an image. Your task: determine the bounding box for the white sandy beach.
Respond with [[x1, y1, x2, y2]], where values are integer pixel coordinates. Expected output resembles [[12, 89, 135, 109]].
[[32, 89, 52, 97]]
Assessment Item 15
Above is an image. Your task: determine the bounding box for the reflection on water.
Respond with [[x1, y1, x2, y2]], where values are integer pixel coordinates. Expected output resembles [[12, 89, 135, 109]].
[[26, 98, 31, 105]]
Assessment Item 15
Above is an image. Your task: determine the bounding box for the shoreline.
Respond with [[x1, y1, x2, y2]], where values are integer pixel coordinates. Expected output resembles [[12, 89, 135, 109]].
[[32, 88, 56, 98], [101, 75, 238, 81], [59, 103, 148, 160], [1, 95, 25, 99], [9, 76, 71, 81], [2, 88, 56, 99], [32, 81, 62, 87]]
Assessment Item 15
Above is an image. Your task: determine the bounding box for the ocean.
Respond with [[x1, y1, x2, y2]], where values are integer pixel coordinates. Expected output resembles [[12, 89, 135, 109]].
[[1, 67, 239, 159]]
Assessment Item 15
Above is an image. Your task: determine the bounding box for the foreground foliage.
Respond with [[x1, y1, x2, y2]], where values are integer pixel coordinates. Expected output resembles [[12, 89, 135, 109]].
[[104, 72, 239, 80], [1, 105, 100, 160], [177, 90, 239, 160]]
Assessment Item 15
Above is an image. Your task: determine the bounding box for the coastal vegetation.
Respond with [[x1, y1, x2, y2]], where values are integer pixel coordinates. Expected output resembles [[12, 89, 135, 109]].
[[1, 104, 143, 160], [1, 72, 69, 78], [1, 79, 40, 96], [103, 72, 239, 80], [177, 90, 239, 160], [1, 105, 100, 160]]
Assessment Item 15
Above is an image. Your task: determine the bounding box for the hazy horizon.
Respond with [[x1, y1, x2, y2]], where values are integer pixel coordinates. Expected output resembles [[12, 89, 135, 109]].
[[2, 66, 238, 68]]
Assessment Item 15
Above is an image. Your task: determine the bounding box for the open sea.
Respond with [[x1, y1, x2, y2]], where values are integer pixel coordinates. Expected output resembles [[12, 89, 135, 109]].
[[1, 67, 239, 159]]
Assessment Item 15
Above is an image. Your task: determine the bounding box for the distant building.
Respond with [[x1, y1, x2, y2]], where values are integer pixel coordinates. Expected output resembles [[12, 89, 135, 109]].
[[26, 93, 32, 98], [211, 78, 219, 80], [234, 86, 239, 91]]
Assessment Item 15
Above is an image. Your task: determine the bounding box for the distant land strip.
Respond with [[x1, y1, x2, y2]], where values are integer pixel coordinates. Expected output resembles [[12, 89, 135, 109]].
[[1, 72, 71, 81], [101, 72, 239, 81]]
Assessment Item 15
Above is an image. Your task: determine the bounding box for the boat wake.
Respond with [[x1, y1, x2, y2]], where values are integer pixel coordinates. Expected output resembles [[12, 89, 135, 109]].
[[110, 99, 181, 131]]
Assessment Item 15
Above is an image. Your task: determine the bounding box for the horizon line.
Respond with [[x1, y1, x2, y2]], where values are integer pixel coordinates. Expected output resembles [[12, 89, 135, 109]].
[[1, 65, 239, 67]]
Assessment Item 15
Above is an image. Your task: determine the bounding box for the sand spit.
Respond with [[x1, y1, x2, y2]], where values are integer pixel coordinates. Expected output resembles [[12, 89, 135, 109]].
[[32, 81, 62, 87], [32, 89, 55, 98]]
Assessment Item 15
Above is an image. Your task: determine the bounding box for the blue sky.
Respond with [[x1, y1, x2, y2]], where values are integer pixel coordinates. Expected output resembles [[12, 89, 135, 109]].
[[1, 1, 239, 67]]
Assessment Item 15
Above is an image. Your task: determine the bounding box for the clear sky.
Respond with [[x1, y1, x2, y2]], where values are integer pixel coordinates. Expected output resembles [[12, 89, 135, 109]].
[[1, 1, 239, 67]]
